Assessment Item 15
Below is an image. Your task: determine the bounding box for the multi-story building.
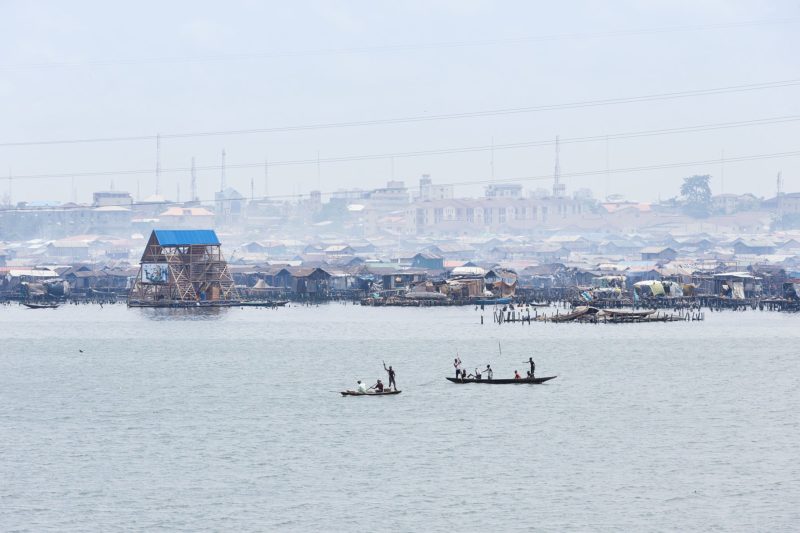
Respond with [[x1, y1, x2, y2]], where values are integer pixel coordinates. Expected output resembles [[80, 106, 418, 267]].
[[485, 183, 523, 198], [417, 174, 453, 201], [93, 191, 133, 207], [406, 195, 589, 235]]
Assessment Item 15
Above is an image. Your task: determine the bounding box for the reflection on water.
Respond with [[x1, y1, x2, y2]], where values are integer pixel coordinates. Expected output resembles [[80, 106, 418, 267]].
[[136, 306, 228, 321]]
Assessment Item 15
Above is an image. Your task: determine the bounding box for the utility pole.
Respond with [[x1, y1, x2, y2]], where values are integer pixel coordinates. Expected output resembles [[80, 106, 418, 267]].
[[190, 157, 197, 201]]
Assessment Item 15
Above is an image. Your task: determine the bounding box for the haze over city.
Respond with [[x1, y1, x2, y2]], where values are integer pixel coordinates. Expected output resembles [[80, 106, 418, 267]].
[[2, 1, 799, 205], [3, 3, 800, 532]]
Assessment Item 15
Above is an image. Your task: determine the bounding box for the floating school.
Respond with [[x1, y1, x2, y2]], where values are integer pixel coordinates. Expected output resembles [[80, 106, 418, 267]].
[[128, 229, 238, 307]]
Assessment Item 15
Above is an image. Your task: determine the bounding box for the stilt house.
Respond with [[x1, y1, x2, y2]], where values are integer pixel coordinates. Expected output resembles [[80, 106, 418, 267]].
[[129, 229, 238, 305]]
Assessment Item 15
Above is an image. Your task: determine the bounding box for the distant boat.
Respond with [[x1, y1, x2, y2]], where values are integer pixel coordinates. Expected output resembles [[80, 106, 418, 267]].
[[340, 390, 402, 396], [22, 302, 60, 309], [238, 300, 289, 307], [474, 297, 513, 305], [446, 376, 556, 385]]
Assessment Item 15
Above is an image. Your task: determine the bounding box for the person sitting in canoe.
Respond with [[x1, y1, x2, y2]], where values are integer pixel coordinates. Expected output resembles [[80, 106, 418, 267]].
[[372, 379, 385, 392], [523, 357, 536, 378], [485, 364, 493, 381], [526, 371, 532, 379], [514, 370, 521, 380], [357, 380, 368, 394], [474, 367, 482, 381], [454, 357, 462, 378]]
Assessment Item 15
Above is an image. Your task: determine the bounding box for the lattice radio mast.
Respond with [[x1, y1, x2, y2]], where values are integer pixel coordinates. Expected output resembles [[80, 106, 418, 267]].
[[155, 133, 161, 195], [553, 135, 565, 198], [220, 149, 226, 192], [190, 157, 197, 201]]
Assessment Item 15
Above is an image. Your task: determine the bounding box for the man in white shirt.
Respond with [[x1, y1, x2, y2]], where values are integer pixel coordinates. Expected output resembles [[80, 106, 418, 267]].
[[357, 380, 368, 394]]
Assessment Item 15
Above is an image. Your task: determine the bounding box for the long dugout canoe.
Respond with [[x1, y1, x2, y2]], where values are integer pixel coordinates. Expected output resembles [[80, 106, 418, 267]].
[[445, 376, 556, 384]]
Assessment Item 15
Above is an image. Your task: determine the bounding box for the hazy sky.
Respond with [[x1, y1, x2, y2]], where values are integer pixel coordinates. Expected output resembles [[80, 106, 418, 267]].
[[1, 0, 799, 205]]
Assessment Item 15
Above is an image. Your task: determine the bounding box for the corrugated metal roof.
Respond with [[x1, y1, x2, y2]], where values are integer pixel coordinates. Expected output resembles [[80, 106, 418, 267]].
[[153, 229, 220, 246]]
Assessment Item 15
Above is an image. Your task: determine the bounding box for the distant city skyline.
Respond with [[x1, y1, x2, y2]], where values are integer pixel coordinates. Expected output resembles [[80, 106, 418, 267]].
[[2, 1, 799, 205]]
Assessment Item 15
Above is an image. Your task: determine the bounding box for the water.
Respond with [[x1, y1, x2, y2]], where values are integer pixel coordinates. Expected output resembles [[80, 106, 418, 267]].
[[1, 303, 798, 531]]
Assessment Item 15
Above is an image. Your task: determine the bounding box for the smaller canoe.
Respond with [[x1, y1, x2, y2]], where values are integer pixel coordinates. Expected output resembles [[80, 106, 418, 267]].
[[474, 297, 512, 305], [446, 376, 556, 384], [22, 302, 60, 309], [340, 390, 402, 396]]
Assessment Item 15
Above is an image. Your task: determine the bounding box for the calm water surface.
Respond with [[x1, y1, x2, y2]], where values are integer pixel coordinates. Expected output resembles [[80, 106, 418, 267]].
[[1, 303, 798, 531]]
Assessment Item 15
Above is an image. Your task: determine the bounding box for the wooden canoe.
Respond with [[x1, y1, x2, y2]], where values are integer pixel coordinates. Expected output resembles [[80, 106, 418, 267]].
[[22, 302, 60, 309], [340, 390, 402, 396], [446, 376, 556, 384]]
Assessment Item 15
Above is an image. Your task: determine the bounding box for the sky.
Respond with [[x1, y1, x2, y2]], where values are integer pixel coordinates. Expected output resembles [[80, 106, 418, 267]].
[[1, 0, 799, 205]]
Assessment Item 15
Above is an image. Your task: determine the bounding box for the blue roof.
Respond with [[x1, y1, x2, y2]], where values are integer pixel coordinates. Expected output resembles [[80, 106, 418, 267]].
[[153, 229, 220, 246]]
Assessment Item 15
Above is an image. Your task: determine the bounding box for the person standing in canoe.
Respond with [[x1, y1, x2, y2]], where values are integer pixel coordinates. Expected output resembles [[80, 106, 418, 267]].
[[454, 357, 462, 379], [485, 364, 493, 381], [383, 361, 397, 391], [524, 357, 536, 378]]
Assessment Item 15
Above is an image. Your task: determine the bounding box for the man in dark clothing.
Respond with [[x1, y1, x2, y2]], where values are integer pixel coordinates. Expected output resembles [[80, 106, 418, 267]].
[[383, 362, 397, 391], [523, 357, 536, 378]]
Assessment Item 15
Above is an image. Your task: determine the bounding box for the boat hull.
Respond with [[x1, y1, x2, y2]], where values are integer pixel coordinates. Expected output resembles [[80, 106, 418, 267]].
[[340, 390, 402, 396], [22, 302, 60, 309], [473, 297, 512, 305], [446, 376, 556, 384]]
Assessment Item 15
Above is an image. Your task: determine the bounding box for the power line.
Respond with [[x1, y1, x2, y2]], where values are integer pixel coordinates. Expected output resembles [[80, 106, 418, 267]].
[[2, 148, 799, 212], [5, 114, 800, 181], [3, 18, 797, 71], [2, 78, 799, 148]]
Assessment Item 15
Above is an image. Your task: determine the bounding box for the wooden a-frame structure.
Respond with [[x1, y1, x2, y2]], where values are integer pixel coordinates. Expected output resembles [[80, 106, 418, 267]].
[[129, 229, 238, 306]]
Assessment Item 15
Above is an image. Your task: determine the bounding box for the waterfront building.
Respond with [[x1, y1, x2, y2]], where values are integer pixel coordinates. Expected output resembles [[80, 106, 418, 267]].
[[129, 229, 238, 306]]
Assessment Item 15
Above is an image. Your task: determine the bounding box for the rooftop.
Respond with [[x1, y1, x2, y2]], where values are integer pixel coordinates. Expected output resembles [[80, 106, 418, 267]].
[[152, 229, 220, 246]]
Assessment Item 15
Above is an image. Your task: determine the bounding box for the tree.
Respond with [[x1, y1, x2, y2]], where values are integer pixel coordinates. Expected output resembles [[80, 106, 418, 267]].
[[680, 174, 712, 218]]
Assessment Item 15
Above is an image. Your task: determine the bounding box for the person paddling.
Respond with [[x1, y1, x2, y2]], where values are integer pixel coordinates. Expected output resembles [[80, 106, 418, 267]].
[[372, 379, 385, 392], [454, 357, 462, 379], [383, 361, 397, 391], [523, 357, 536, 378]]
